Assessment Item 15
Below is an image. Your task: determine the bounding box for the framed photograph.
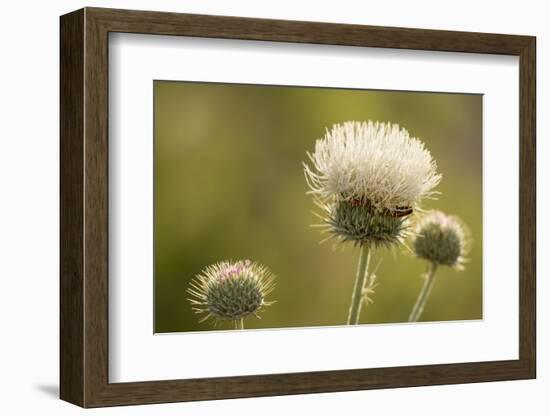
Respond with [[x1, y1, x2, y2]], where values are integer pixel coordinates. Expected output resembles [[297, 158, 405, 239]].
[[60, 7, 536, 407]]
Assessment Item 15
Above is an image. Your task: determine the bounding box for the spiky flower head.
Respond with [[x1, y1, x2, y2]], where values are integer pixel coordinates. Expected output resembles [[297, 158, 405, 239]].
[[412, 211, 470, 269], [304, 121, 441, 247], [187, 260, 275, 325], [319, 198, 409, 247]]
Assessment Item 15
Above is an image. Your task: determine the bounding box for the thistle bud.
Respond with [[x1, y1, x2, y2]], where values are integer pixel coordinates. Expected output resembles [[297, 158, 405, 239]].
[[188, 260, 275, 325], [412, 211, 469, 269]]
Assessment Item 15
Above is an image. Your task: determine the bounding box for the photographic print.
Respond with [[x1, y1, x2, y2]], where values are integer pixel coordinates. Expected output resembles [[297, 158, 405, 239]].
[[154, 81, 482, 333], [60, 9, 535, 406]]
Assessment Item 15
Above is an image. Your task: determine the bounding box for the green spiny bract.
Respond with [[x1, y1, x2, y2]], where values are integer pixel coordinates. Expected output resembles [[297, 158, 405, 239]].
[[413, 211, 469, 269], [327, 199, 409, 247], [188, 260, 275, 325], [206, 274, 263, 320]]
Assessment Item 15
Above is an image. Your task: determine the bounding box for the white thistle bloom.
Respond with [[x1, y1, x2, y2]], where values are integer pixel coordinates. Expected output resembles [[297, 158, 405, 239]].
[[304, 121, 441, 214]]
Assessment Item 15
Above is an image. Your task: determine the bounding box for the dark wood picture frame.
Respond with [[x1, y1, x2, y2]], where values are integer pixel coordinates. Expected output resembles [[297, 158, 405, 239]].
[[60, 7, 536, 408]]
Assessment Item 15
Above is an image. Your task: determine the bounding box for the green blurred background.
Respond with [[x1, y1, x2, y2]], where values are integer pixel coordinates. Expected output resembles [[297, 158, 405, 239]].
[[154, 80, 482, 333]]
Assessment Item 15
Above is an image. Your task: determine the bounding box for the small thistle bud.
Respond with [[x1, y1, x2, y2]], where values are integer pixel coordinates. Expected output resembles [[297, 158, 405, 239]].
[[412, 211, 469, 269], [187, 260, 275, 326]]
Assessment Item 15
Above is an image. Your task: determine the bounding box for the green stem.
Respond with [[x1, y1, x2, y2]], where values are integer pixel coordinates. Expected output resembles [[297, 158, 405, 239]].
[[347, 244, 371, 325], [236, 317, 244, 330], [408, 262, 438, 322]]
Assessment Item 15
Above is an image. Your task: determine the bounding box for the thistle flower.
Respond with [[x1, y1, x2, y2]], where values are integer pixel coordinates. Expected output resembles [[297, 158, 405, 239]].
[[408, 211, 471, 322], [412, 210, 469, 269], [303, 121, 441, 325], [187, 260, 275, 329], [304, 121, 441, 212], [304, 121, 441, 247]]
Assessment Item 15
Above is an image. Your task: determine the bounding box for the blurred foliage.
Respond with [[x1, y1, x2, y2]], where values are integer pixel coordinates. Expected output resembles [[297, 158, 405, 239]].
[[154, 81, 482, 333]]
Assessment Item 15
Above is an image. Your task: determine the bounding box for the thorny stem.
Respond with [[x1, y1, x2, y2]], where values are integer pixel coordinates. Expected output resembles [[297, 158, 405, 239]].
[[408, 262, 438, 322], [347, 244, 372, 325]]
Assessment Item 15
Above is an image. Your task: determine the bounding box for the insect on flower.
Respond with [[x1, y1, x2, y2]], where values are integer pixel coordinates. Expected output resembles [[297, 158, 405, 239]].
[[390, 206, 414, 218]]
